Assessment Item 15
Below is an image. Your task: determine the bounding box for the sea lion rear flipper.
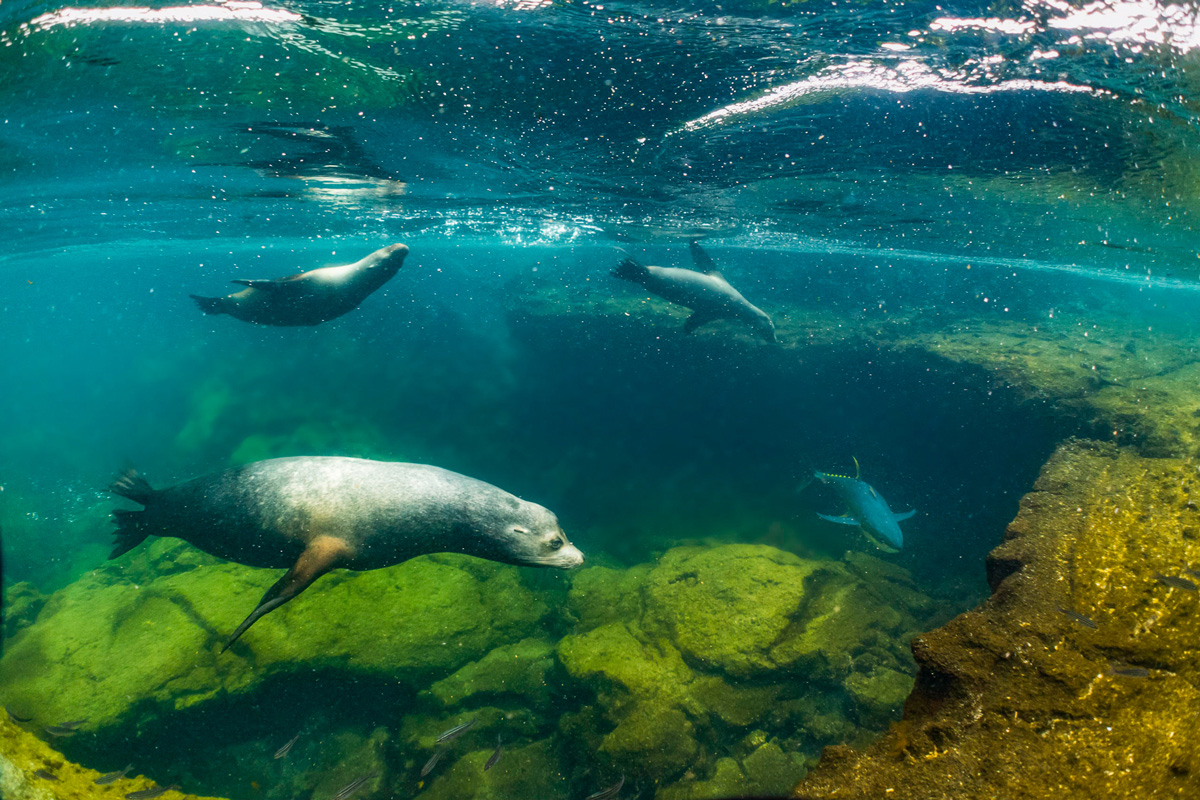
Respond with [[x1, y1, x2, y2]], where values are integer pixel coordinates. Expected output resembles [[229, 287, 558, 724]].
[[190, 295, 226, 316], [684, 309, 717, 334], [222, 535, 351, 653]]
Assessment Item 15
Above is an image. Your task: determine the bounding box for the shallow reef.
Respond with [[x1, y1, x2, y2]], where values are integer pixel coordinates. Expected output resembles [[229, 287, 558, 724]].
[[798, 440, 1200, 799], [0, 539, 935, 800]]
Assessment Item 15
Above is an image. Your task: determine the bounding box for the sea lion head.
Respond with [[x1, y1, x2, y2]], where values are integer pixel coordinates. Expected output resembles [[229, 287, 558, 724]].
[[751, 309, 776, 343], [365, 243, 409, 275], [480, 497, 584, 570]]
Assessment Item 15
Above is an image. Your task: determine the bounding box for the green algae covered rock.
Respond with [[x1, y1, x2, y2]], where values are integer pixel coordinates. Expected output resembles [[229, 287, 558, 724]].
[[417, 738, 568, 800], [557, 621, 696, 708], [567, 564, 652, 632], [642, 544, 819, 677], [429, 637, 558, 707], [844, 667, 913, 726], [599, 702, 698, 777], [1, 581, 47, 640], [0, 552, 549, 731], [657, 756, 746, 800]]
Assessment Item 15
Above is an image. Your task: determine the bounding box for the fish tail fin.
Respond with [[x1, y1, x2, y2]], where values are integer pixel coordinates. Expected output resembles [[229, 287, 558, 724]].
[[109, 469, 157, 559], [612, 255, 648, 283], [190, 294, 226, 316]]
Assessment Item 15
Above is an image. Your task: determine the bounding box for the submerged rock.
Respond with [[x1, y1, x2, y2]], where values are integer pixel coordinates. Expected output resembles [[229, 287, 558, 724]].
[[0, 546, 549, 731], [557, 544, 933, 789], [428, 637, 558, 707], [800, 440, 1200, 799], [0, 714, 227, 800]]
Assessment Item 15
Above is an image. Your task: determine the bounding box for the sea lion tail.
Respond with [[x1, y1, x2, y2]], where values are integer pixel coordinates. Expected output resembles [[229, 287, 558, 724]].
[[109, 469, 157, 559], [190, 294, 226, 316], [612, 255, 648, 283]]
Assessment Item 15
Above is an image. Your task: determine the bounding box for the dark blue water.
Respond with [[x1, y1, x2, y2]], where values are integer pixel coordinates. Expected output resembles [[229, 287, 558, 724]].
[[3, 2, 1200, 799]]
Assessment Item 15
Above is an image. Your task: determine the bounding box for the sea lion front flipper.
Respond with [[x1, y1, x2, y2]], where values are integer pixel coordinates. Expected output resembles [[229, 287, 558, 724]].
[[684, 309, 717, 334], [688, 240, 721, 276], [222, 535, 351, 653]]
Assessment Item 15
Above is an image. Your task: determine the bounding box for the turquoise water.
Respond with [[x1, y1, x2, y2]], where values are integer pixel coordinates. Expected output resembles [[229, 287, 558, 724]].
[[3, 2, 1200, 799]]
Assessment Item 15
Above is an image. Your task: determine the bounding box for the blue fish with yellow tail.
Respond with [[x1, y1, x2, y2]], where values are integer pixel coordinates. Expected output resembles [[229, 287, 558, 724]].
[[812, 459, 914, 553]]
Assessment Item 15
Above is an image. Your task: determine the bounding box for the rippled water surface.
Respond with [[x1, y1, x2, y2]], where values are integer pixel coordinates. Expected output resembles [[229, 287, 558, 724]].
[[3, 0, 1199, 270]]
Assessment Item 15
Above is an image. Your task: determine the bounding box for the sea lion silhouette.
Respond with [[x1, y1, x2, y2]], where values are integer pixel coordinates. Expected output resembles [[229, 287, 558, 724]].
[[612, 240, 776, 342], [109, 457, 583, 651], [190, 243, 408, 326]]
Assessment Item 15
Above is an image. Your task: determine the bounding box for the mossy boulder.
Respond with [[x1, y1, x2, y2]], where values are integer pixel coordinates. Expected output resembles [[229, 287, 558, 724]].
[[0, 552, 549, 731], [428, 638, 558, 707], [417, 738, 568, 800], [1, 581, 47, 640], [741, 741, 808, 796], [566, 564, 651, 632], [641, 544, 821, 677], [844, 667, 913, 727], [599, 702, 698, 778], [687, 675, 779, 728], [557, 622, 696, 708], [657, 756, 746, 800]]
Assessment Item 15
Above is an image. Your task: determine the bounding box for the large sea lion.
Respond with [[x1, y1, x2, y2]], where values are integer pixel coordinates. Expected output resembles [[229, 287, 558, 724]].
[[612, 240, 776, 342], [109, 457, 583, 651], [190, 243, 408, 326]]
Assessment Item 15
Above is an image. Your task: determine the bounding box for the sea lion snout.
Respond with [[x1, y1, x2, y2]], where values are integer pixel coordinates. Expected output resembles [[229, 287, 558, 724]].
[[373, 243, 409, 265], [551, 541, 585, 569]]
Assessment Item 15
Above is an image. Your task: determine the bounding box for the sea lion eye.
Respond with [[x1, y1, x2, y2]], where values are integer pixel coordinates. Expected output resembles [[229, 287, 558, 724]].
[[548, 537, 563, 550]]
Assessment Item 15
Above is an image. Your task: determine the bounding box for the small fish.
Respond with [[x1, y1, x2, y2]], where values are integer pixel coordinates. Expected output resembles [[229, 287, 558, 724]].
[[96, 765, 134, 785], [274, 733, 300, 759], [1154, 573, 1198, 591], [421, 748, 447, 777], [1184, 568, 1200, 581], [484, 735, 502, 771], [44, 725, 78, 737], [33, 769, 58, 781], [5, 707, 32, 723], [1057, 607, 1098, 629], [586, 774, 625, 800], [56, 718, 89, 729], [125, 784, 179, 800], [1108, 663, 1151, 678], [435, 717, 477, 744], [331, 770, 378, 800]]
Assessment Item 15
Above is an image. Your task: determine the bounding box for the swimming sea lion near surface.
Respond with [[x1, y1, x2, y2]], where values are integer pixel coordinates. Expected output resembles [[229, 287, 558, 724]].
[[190, 243, 408, 326], [109, 457, 584, 651], [611, 240, 776, 342]]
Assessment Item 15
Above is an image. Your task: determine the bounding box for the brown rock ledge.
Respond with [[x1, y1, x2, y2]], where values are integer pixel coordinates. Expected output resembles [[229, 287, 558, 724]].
[[797, 439, 1200, 800]]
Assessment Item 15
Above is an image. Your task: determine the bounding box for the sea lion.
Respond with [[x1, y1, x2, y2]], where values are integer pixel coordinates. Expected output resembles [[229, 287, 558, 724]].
[[190, 243, 408, 326], [611, 240, 776, 342], [109, 457, 583, 651]]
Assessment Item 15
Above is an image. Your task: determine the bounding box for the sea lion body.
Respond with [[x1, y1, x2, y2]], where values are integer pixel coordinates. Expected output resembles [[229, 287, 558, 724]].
[[110, 457, 582, 649], [190, 243, 408, 326], [612, 241, 775, 342]]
